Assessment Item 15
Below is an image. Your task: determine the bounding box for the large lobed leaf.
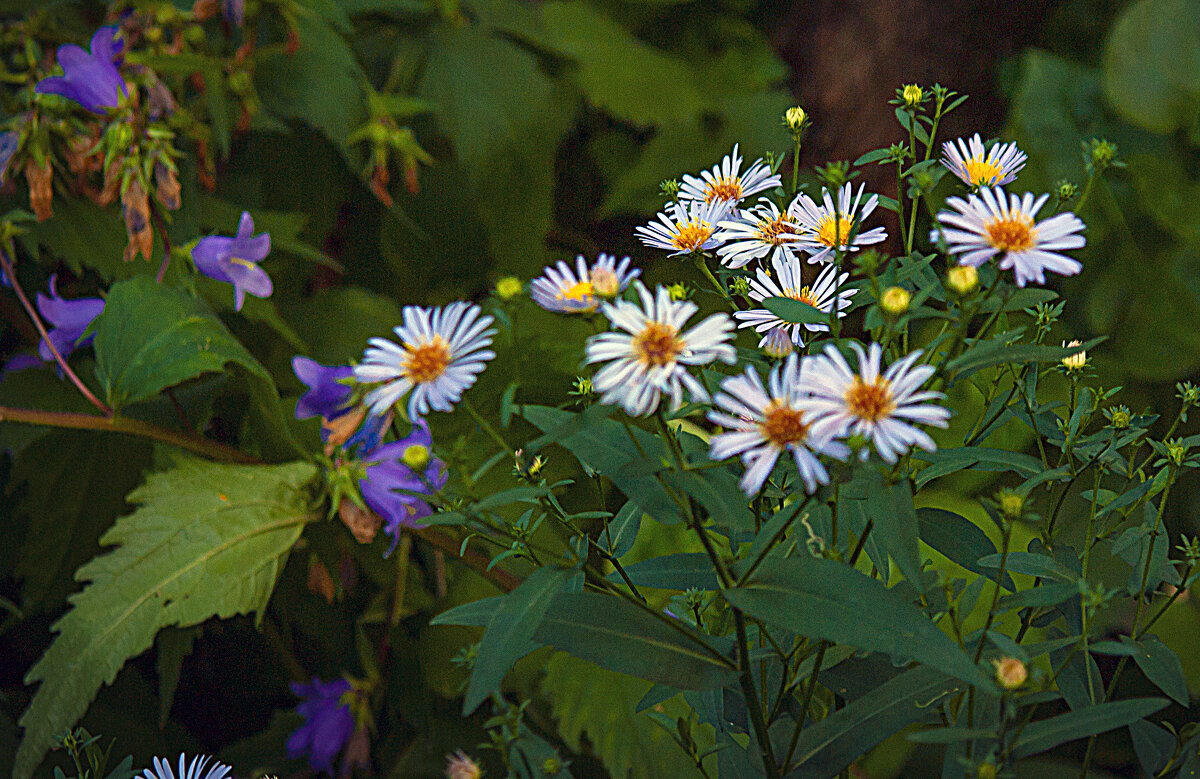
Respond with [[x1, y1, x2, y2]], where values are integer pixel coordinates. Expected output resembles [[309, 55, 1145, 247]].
[[14, 458, 319, 779]]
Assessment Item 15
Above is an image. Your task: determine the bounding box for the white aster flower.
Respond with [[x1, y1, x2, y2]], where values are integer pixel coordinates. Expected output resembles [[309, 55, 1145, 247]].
[[733, 257, 854, 349], [355, 301, 496, 418], [714, 198, 804, 269], [585, 283, 736, 416], [933, 187, 1086, 287], [790, 183, 888, 264], [941, 133, 1027, 188], [799, 343, 950, 463], [679, 143, 781, 206], [635, 199, 730, 256], [529, 253, 640, 314], [708, 354, 849, 495], [141, 755, 231, 779]]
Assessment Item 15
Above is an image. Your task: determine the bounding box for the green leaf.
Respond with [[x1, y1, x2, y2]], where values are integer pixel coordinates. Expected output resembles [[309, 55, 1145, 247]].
[[91, 277, 269, 410], [533, 592, 736, 689], [978, 552, 1077, 582], [1101, 0, 1200, 134], [429, 596, 504, 628], [541, 653, 708, 779], [155, 625, 201, 727], [863, 476, 923, 590], [789, 666, 963, 777], [762, 296, 828, 325], [917, 508, 1015, 591], [724, 557, 989, 687], [463, 565, 578, 714], [608, 553, 721, 590], [1126, 634, 1189, 705], [1012, 698, 1168, 758], [14, 458, 318, 779], [603, 501, 643, 559], [946, 336, 1106, 382]]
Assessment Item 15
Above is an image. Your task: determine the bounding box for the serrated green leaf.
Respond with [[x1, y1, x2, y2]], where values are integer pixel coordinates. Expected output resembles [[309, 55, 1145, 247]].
[[14, 458, 318, 779], [1012, 698, 1168, 758], [724, 557, 989, 687]]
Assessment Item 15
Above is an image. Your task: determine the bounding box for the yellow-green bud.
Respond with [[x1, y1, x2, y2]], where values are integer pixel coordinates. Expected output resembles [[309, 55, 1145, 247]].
[[901, 84, 924, 109], [1089, 138, 1118, 171], [880, 286, 911, 316], [402, 443, 430, 471], [667, 282, 690, 301], [1061, 340, 1087, 372], [495, 276, 522, 300], [784, 106, 808, 132], [977, 762, 998, 779], [659, 179, 680, 199], [729, 276, 751, 296], [946, 264, 979, 296], [227, 70, 254, 97], [1055, 179, 1078, 202], [1167, 439, 1187, 467], [993, 656, 1028, 689], [542, 757, 562, 775], [1108, 406, 1131, 429], [144, 25, 164, 43], [997, 488, 1023, 520]]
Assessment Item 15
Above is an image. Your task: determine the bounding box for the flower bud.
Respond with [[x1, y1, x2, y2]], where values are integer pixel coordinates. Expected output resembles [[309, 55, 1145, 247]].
[[946, 264, 979, 296], [122, 178, 154, 262], [495, 276, 522, 300], [977, 763, 998, 779], [570, 376, 593, 397], [1106, 405, 1131, 429], [667, 282, 690, 301], [784, 106, 808, 132], [993, 656, 1027, 689], [542, 758, 562, 776], [659, 178, 680, 200], [445, 751, 482, 779], [1061, 340, 1087, 372], [761, 326, 794, 359], [729, 276, 751, 296], [154, 161, 181, 211], [997, 487, 1023, 520], [901, 84, 924, 109], [24, 159, 53, 221], [1167, 438, 1187, 467], [1055, 179, 1078, 202], [402, 443, 431, 472], [880, 286, 910, 316], [1088, 138, 1119, 172]]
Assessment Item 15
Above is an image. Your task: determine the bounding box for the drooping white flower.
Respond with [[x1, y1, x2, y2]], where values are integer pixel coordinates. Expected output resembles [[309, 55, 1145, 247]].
[[529, 253, 640, 314], [141, 755, 231, 779], [933, 187, 1086, 287], [708, 354, 849, 495], [714, 198, 804, 269], [355, 301, 496, 418], [585, 283, 735, 416], [790, 183, 888, 264], [733, 257, 854, 349], [679, 143, 781, 206], [635, 199, 730, 257], [941, 133, 1026, 188], [798, 342, 950, 463]]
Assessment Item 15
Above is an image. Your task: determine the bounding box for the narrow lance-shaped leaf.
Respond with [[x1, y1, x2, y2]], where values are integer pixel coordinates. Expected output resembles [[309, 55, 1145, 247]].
[[1012, 698, 1168, 758]]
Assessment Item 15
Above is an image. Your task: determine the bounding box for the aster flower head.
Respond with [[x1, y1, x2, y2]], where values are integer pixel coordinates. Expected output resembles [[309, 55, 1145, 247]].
[[799, 343, 951, 463], [585, 283, 736, 416], [354, 301, 496, 419], [445, 750, 483, 779], [530, 253, 639, 314], [790, 183, 888, 265], [192, 211, 272, 310], [942, 134, 1027, 188], [35, 274, 105, 363], [35, 26, 126, 113], [360, 419, 448, 549], [679, 143, 781, 206], [933, 187, 1086, 287], [140, 755, 231, 779], [287, 677, 355, 774], [714, 198, 804, 269], [292, 356, 353, 421], [708, 354, 849, 495], [733, 257, 854, 350], [635, 199, 730, 257]]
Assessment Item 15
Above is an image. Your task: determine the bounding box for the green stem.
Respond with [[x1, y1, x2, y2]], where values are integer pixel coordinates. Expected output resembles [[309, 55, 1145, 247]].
[[692, 253, 735, 309], [791, 140, 802, 195], [462, 396, 515, 456]]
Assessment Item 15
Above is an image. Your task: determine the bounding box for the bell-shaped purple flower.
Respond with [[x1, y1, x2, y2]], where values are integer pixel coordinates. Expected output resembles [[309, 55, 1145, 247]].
[[35, 26, 126, 113], [0, 131, 18, 184], [222, 0, 246, 26], [361, 420, 447, 551], [287, 677, 355, 774], [192, 211, 272, 311], [36, 274, 105, 362], [292, 357, 353, 421]]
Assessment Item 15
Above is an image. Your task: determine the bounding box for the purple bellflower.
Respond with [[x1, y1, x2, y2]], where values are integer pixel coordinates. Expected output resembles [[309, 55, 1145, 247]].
[[0, 131, 17, 184], [193, 211, 272, 311], [222, 0, 246, 26], [360, 420, 447, 551], [287, 677, 355, 775], [36, 274, 105, 362], [293, 357, 354, 421], [35, 26, 126, 113]]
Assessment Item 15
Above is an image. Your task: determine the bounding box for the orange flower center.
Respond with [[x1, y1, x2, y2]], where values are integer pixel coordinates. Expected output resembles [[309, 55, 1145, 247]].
[[816, 214, 854, 247], [762, 401, 810, 447], [756, 214, 797, 246], [985, 217, 1035, 252], [403, 336, 452, 383], [632, 322, 683, 368], [844, 377, 896, 422], [704, 176, 743, 203], [671, 218, 714, 252]]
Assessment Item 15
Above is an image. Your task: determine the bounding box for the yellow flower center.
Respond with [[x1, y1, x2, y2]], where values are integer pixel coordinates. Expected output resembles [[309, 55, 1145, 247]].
[[704, 175, 743, 204], [632, 322, 683, 368], [762, 401, 810, 447], [671, 219, 714, 252], [963, 157, 1004, 186], [816, 214, 854, 247], [985, 216, 1035, 252], [402, 336, 451, 383], [590, 268, 620, 297], [559, 279, 595, 301], [756, 214, 798, 246], [782, 285, 819, 307], [844, 377, 896, 422]]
